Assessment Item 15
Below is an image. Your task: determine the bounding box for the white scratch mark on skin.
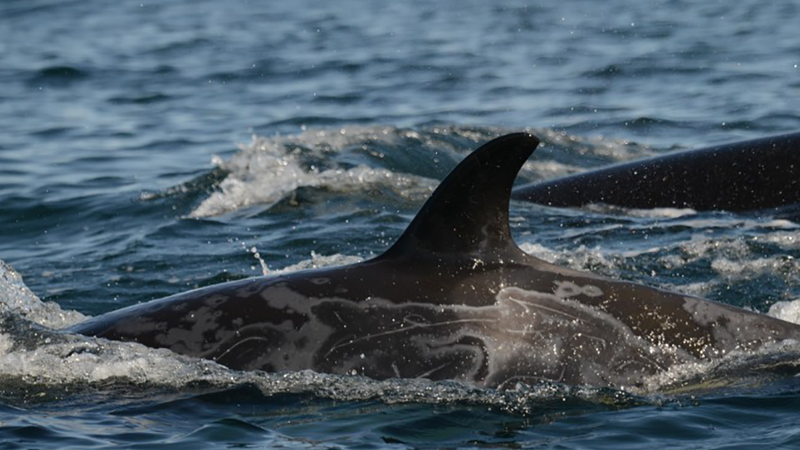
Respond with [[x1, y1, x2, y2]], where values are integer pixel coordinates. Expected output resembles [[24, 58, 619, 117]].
[[496, 366, 568, 389], [506, 296, 584, 322], [416, 363, 450, 379], [580, 334, 608, 346], [214, 336, 272, 362], [391, 362, 401, 378]]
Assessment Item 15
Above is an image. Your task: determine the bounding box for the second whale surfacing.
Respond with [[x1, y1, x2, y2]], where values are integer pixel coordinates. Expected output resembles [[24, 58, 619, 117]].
[[512, 132, 800, 212], [71, 134, 800, 390]]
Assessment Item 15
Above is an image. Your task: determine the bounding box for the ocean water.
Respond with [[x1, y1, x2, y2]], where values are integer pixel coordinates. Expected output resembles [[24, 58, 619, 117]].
[[2, 0, 800, 448]]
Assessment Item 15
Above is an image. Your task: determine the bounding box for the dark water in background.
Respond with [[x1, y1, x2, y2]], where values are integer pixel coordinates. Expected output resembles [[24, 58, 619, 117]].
[[2, 0, 800, 448]]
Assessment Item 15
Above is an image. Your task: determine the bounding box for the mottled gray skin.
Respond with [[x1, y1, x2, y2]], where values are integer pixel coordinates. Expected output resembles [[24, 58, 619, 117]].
[[512, 132, 800, 212], [71, 134, 800, 389]]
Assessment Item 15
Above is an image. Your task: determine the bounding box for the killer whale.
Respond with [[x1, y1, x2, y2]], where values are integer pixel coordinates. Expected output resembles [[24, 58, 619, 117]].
[[71, 134, 800, 389], [511, 132, 800, 212]]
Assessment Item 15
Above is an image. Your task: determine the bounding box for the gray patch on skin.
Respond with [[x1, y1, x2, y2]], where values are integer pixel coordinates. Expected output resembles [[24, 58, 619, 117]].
[[258, 284, 316, 313], [553, 281, 604, 299], [681, 296, 789, 358], [490, 287, 694, 388]]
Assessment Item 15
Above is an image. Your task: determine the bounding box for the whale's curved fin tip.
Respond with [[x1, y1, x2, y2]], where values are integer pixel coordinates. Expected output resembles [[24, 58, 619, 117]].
[[382, 132, 539, 262]]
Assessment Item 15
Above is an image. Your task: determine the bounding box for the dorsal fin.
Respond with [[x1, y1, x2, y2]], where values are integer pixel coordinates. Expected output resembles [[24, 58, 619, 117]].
[[380, 133, 539, 263]]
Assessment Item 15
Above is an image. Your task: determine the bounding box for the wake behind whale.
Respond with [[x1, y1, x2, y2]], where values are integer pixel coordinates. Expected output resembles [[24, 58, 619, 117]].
[[71, 134, 800, 390]]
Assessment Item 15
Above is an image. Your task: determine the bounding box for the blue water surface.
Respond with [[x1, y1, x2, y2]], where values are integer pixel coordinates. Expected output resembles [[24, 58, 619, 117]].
[[2, 0, 800, 448]]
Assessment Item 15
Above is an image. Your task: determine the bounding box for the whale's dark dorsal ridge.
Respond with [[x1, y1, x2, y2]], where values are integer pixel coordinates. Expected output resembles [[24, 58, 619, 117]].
[[381, 133, 539, 264]]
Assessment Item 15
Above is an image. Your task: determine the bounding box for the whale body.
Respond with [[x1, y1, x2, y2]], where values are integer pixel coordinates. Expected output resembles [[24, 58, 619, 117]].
[[71, 134, 800, 389], [511, 132, 800, 212]]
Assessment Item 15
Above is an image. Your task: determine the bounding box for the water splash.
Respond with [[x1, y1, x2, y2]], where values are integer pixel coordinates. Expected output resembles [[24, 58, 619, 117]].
[[189, 127, 439, 218], [0, 260, 85, 330], [242, 242, 270, 275]]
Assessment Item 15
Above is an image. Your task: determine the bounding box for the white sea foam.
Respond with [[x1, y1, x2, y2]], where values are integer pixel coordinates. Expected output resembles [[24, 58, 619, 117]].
[[534, 128, 657, 162], [711, 257, 799, 279], [0, 260, 222, 387], [618, 207, 698, 219], [0, 332, 12, 356], [757, 231, 800, 249], [768, 300, 800, 325], [515, 130, 656, 182], [189, 128, 437, 218], [0, 336, 226, 385], [519, 159, 586, 180], [521, 235, 799, 321], [0, 260, 86, 329], [519, 242, 621, 276], [274, 252, 364, 274], [651, 230, 800, 276]]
